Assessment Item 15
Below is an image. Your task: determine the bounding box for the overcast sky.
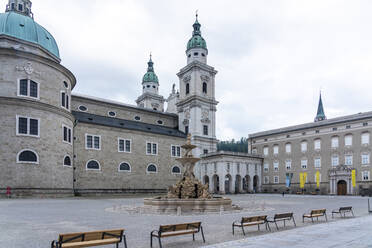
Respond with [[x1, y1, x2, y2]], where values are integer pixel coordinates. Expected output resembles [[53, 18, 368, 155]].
[[3, 0, 372, 140]]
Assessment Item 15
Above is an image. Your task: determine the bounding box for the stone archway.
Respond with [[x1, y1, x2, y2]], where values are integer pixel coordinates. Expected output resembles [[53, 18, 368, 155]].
[[253, 175, 259, 193], [337, 180, 347, 195], [235, 175, 242, 194], [225, 174, 232, 194], [203, 175, 210, 185], [212, 174, 219, 194], [243, 175, 250, 192]]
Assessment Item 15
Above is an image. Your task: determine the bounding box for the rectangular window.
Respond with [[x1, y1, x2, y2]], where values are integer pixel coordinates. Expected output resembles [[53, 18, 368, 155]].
[[273, 145, 279, 155], [264, 176, 269, 184], [301, 142, 307, 152], [331, 155, 339, 167], [331, 137, 339, 148], [263, 147, 268, 156], [285, 160, 291, 170], [203, 149, 208, 155], [16, 116, 39, 137], [18, 79, 38, 99], [146, 142, 158, 155], [314, 139, 321, 150], [314, 158, 321, 168], [345, 135, 352, 146], [362, 171, 370, 181], [345, 155, 353, 165], [301, 159, 307, 169], [63, 125, 72, 144], [171, 145, 181, 157], [185, 126, 189, 134], [61, 91, 70, 110], [203, 125, 208, 135], [86, 134, 100, 150], [285, 143, 291, 153], [362, 154, 370, 165], [362, 133, 370, 145], [118, 138, 131, 153], [273, 161, 279, 171], [264, 163, 269, 172], [274, 176, 279, 184]]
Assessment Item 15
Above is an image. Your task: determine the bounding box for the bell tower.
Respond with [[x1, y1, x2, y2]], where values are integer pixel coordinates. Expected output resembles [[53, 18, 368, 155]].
[[6, 0, 33, 18], [136, 55, 165, 111], [176, 14, 218, 157]]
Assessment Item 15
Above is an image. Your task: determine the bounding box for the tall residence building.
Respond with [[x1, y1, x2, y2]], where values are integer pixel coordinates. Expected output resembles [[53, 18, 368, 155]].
[[0, 1, 262, 197], [249, 93, 372, 195]]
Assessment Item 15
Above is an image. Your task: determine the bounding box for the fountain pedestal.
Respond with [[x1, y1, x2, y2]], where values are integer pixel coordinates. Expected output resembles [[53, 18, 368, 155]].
[[144, 134, 233, 214]]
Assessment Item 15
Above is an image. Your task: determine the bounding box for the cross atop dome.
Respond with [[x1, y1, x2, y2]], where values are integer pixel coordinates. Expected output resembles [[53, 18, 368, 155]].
[[5, 0, 33, 18]]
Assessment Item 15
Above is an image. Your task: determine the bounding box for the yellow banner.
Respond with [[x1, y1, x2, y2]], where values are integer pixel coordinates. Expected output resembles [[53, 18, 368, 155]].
[[300, 173, 304, 188], [304, 172, 307, 185], [316, 171, 320, 188], [352, 169, 356, 187]]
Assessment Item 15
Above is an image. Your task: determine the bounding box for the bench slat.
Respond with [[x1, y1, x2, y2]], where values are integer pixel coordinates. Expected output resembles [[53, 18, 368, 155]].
[[60, 238, 119, 248], [160, 222, 201, 233], [58, 229, 123, 243]]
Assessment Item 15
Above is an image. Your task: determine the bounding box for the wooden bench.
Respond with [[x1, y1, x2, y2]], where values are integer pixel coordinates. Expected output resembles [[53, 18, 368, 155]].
[[232, 215, 269, 235], [332, 206, 354, 218], [267, 213, 296, 230], [150, 222, 205, 248], [51, 229, 127, 248], [303, 209, 327, 223]]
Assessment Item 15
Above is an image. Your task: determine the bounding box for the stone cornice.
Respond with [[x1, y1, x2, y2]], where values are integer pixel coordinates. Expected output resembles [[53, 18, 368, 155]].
[[136, 92, 165, 104], [176, 95, 218, 109], [177, 61, 218, 77], [0, 38, 76, 89], [0, 96, 75, 122]]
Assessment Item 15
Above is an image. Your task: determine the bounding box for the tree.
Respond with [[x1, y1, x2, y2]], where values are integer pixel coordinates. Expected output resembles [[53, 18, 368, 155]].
[[217, 137, 248, 153]]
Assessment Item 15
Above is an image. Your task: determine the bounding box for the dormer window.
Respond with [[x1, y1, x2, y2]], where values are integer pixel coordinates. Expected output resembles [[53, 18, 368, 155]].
[[188, 54, 191, 58], [194, 52, 199, 56], [202, 53, 205, 57]]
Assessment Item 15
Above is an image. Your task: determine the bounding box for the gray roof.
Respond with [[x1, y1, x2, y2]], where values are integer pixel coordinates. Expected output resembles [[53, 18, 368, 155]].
[[73, 111, 187, 138], [72, 93, 177, 118], [249, 111, 372, 139], [201, 151, 263, 160]]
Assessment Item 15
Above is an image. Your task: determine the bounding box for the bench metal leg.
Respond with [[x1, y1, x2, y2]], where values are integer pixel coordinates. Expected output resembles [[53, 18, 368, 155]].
[[232, 224, 235, 235], [325, 214, 328, 222], [266, 222, 271, 231], [200, 226, 205, 243], [284, 220, 286, 227], [258, 224, 260, 231], [192, 233, 195, 241], [158, 237, 162, 248], [292, 217, 296, 227], [351, 210, 355, 217], [123, 235, 128, 248], [242, 226, 246, 236], [150, 234, 153, 248], [311, 217, 314, 223]]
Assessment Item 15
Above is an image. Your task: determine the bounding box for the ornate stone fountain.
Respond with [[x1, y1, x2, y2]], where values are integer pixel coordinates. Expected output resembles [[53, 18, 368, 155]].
[[144, 135, 233, 214]]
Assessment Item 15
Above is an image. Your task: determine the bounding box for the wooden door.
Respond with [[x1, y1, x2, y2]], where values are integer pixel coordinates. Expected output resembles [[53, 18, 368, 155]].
[[337, 180, 347, 195]]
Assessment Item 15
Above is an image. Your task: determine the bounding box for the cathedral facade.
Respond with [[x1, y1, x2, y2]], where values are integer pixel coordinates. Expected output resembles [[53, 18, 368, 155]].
[[0, 1, 262, 197]]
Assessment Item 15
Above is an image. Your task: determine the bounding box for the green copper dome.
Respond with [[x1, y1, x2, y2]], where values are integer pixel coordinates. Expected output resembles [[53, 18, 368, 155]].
[[187, 17, 207, 51], [0, 11, 60, 59], [142, 56, 159, 83]]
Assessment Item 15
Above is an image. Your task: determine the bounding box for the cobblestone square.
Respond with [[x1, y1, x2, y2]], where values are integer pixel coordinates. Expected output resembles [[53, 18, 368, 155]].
[[1, 194, 371, 248]]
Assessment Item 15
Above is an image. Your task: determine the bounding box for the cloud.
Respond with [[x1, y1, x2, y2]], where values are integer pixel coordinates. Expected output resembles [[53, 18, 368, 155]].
[[2, 0, 372, 140]]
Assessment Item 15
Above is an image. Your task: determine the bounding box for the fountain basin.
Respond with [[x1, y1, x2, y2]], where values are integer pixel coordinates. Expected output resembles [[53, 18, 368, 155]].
[[144, 197, 233, 214]]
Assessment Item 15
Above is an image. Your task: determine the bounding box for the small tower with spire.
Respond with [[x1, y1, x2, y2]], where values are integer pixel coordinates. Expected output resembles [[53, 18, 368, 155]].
[[186, 12, 208, 65], [314, 92, 327, 122], [6, 0, 33, 18], [136, 54, 165, 112]]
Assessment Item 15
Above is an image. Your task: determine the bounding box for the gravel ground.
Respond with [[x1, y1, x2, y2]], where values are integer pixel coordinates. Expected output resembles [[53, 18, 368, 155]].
[[0, 194, 371, 248]]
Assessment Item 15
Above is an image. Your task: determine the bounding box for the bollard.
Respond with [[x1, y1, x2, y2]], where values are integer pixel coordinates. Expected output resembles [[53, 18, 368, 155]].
[[6, 186, 11, 198]]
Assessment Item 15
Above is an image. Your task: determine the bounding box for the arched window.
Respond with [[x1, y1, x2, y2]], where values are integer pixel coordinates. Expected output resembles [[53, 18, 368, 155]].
[[202, 82, 207, 94], [171, 165, 181, 174], [147, 164, 157, 173], [63, 155, 71, 166], [186, 83, 190, 95], [119, 162, 131, 172], [86, 160, 100, 171], [17, 150, 38, 164]]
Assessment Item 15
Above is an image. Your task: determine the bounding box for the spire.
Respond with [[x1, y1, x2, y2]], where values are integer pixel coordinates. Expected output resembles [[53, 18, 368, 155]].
[[192, 10, 201, 36], [314, 92, 327, 122], [147, 53, 154, 72], [6, 0, 33, 18]]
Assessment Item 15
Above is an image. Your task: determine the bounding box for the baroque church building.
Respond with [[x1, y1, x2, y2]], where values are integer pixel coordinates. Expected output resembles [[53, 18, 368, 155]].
[[0, 1, 262, 197]]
